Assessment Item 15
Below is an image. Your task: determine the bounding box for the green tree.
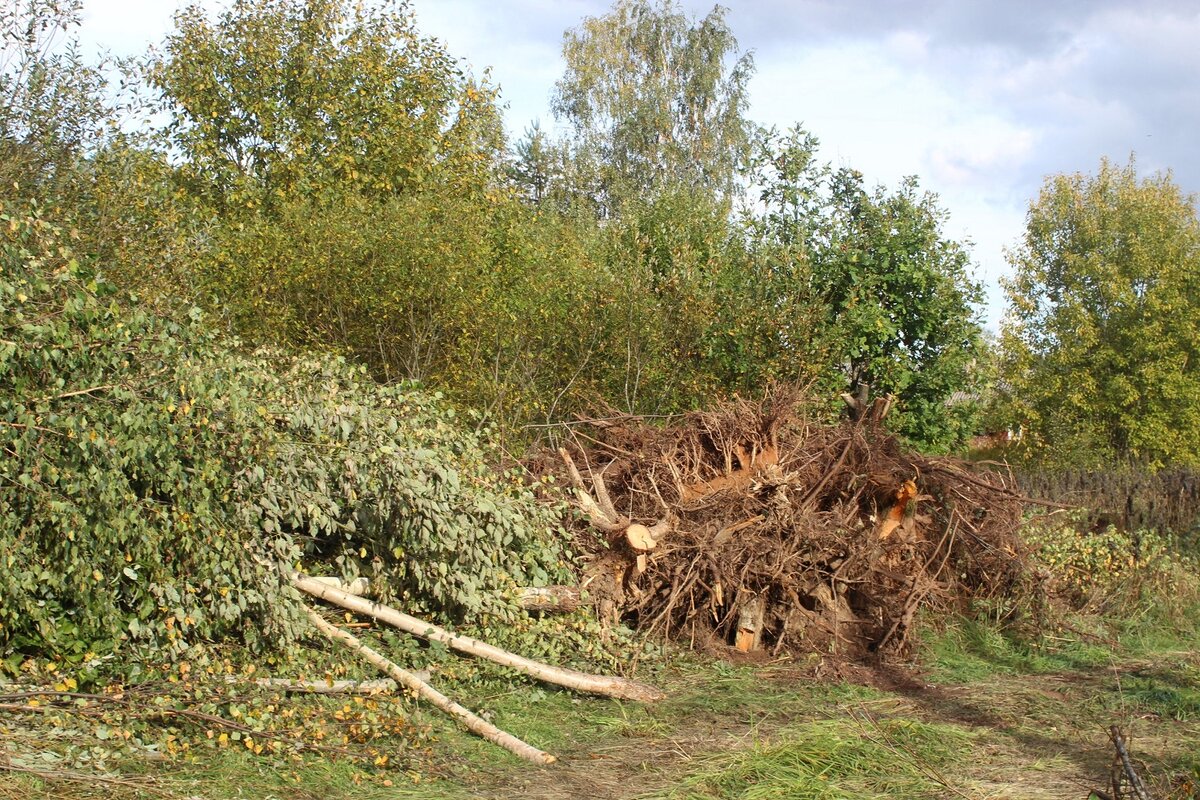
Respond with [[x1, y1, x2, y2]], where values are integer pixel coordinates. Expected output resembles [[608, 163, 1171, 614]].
[[550, 0, 755, 216], [0, 0, 110, 198], [999, 157, 1200, 467], [750, 128, 984, 451], [150, 0, 503, 213]]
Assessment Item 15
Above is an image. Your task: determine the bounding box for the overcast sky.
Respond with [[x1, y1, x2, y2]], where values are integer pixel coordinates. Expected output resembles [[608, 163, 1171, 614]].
[[77, 0, 1200, 328]]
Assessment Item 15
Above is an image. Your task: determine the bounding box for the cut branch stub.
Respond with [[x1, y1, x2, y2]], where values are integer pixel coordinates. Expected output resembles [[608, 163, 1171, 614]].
[[625, 524, 656, 552], [560, 448, 673, 549], [560, 448, 628, 532], [877, 479, 918, 541]]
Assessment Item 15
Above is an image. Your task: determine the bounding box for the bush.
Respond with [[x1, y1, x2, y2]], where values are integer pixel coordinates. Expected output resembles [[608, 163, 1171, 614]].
[[1024, 513, 1199, 616], [0, 204, 569, 667]]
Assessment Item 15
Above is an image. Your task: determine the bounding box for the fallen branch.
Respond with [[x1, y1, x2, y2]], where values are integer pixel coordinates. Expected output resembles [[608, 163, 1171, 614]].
[[225, 676, 398, 694], [1108, 726, 1153, 800], [292, 575, 664, 702], [304, 607, 555, 764], [309, 576, 583, 614], [514, 585, 582, 613], [307, 576, 372, 596]]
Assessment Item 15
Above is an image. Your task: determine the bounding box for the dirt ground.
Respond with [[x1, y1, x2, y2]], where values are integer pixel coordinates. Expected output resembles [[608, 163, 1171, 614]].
[[437, 647, 1200, 800]]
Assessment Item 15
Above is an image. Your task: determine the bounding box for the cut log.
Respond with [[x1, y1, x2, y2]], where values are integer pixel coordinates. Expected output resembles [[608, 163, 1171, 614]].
[[514, 585, 581, 613], [304, 607, 555, 764], [227, 676, 398, 694], [625, 524, 656, 552], [292, 575, 664, 702], [734, 595, 766, 652]]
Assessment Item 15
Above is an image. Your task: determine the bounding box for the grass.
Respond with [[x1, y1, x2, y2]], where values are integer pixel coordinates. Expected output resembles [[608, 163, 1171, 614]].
[[4, 634, 1198, 800], [4, 576, 1199, 800], [641, 717, 971, 800]]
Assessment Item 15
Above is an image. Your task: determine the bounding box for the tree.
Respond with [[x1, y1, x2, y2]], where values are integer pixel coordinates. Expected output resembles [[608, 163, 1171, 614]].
[[1000, 157, 1200, 467], [550, 0, 755, 216], [0, 0, 110, 198], [818, 170, 983, 450], [750, 128, 984, 451], [150, 0, 503, 213]]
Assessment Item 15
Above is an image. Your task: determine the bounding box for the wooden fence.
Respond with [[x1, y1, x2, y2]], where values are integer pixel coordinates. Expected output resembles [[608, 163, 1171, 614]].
[[1014, 466, 1200, 539]]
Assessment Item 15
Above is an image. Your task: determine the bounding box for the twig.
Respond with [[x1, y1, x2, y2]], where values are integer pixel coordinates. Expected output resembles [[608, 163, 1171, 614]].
[[45, 384, 118, 402], [1109, 726, 1152, 800]]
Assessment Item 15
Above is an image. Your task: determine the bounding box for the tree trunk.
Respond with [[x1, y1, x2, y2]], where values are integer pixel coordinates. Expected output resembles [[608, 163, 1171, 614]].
[[305, 607, 556, 764], [292, 575, 664, 702]]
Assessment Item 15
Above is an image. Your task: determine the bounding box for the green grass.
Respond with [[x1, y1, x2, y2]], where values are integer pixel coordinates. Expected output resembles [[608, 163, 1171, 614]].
[[920, 617, 1112, 684], [639, 717, 972, 800]]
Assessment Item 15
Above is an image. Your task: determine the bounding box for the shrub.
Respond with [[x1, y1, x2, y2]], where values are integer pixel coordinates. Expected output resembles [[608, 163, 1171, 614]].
[[0, 204, 569, 666], [1024, 513, 1198, 615]]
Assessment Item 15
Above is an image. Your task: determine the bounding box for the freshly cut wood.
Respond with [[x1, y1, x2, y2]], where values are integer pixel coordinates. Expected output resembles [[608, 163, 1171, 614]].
[[305, 607, 555, 764], [293, 575, 664, 702], [227, 676, 397, 694], [308, 576, 371, 596], [559, 448, 627, 532], [514, 585, 581, 613], [679, 444, 778, 503], [559, 447, 672, 555], [876, 479, 918, 541], [625, 524, 656, 552], [734, 596, 766, 653]]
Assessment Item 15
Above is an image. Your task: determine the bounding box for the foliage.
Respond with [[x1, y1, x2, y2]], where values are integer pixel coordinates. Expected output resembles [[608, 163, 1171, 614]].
[[149, 0, 503, 213], [999, 157, 1200, 468], [1024, 514, 1199, 614], [0, 204, 569, 664], [0, 0, 111, 198], [547, 0, 755, 216], [750, 127, 985, 451]]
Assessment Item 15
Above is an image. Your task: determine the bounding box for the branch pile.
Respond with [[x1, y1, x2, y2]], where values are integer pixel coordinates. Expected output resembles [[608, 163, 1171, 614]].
[[539, 391, 1034, 658]]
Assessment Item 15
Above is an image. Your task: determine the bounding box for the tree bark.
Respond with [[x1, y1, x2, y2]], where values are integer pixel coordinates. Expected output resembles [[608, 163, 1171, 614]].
[[513, 585, 582, 613], [228, 676, 398, 694], [305, 607, 556, 764], [292, 575, 664, 702]]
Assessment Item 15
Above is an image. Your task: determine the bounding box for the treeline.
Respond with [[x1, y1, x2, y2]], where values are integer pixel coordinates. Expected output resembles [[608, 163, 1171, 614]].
[[1, 0, 984, 453], [5, 0, 1200, 466]]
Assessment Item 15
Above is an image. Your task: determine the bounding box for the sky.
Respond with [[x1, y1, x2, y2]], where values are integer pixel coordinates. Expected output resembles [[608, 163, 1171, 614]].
[[76, 0, 1200, 328]]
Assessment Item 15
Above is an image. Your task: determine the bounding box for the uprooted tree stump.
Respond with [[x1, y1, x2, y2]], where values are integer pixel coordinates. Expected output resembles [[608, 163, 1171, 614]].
[[534, 390, 1036, 660]]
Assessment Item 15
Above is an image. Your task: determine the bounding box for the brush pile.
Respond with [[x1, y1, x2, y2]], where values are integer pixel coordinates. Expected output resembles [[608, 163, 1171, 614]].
[[539, 390, 1034, 659]]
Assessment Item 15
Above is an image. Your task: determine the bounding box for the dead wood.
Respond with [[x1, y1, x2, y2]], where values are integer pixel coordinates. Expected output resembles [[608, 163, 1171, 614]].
[[304, 607, 556, 765], [1108, 726, 1153, 800], [514, 585, 582, 613], [293, 575, 664, 702], [537, 388, 1035, 661]]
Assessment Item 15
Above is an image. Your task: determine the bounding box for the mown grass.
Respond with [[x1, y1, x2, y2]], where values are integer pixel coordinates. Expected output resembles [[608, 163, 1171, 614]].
[[5, 555, 1199, 800], [640, 717, 972, 800]]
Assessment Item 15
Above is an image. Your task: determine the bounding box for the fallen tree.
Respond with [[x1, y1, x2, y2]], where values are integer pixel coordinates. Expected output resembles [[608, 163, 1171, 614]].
[[293, 575, 663, 702]]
